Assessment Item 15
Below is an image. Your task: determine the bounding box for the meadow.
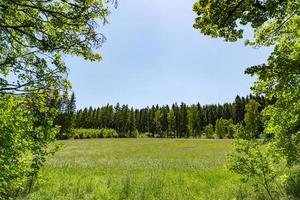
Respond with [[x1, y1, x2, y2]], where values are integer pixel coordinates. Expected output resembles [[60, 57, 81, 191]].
[[21, 139, 242, 200]]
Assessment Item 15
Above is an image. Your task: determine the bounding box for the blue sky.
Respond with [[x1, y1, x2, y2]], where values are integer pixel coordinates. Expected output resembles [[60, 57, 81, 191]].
[[66, 0, 272, 109]]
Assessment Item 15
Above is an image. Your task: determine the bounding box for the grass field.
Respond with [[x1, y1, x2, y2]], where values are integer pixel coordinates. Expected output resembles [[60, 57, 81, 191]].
[[22, 139, 242, 200]]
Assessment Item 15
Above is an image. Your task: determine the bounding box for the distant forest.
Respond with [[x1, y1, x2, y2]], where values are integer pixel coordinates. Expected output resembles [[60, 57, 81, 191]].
[[56, 94, 272, 139]]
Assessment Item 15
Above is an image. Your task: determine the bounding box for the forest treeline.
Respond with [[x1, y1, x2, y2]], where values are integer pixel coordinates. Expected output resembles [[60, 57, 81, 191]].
[[56, 94, 272, 139]]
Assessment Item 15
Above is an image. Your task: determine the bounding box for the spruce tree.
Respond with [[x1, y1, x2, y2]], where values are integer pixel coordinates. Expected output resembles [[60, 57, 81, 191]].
[[179, 102, 189, 138], [233, 95, 244, 124]]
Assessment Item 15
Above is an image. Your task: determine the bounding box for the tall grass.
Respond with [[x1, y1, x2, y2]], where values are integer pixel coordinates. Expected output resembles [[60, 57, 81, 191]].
[[19, 139, 243, 200]]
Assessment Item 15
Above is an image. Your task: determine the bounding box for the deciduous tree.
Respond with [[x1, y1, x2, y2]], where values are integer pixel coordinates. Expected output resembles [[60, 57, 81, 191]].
[[193, 0, 300, 197]]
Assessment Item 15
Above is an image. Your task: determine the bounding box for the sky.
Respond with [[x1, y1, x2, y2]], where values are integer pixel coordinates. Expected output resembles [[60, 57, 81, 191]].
[[66, 0, 272, 109]]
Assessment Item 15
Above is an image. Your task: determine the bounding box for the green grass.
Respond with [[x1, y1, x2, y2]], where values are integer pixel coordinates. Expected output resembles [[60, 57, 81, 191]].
[[22, 139, 242, 200]]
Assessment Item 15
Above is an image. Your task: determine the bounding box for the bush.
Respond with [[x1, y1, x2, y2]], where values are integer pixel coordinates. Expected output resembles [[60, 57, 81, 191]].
[[129, 130, 139, 138], [74, 129, 98, 139], [100, 128, 119, 138], [74, 128, 119, 139], [73, 128, 143, 139], [56, 129, 75, 140], [227, 140, 289, 200]]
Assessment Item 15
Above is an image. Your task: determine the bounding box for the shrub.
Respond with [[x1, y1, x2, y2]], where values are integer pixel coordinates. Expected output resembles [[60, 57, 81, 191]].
[[227, 140, 288, 200], [129, 130, 139, 138], [100, 128, 119, 138], [73, 128, 124, 139], [74, 129, 101, 139], [73, 129, 145, 139]]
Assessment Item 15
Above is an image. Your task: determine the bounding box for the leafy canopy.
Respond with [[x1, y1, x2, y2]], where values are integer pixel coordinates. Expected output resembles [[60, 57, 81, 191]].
[[193, 0, 291, 42], [193, 0, 300, 165], [193, 0, 300, 197], [0, 0, 116, 94], [0, 0, 116, 198]]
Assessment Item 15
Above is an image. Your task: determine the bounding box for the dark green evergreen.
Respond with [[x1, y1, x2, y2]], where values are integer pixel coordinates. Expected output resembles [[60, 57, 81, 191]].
[[60, 94, 269, 139]]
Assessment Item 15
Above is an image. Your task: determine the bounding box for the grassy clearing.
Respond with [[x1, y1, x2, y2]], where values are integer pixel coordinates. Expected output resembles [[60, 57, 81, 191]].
[[22, 139, 242, 200]]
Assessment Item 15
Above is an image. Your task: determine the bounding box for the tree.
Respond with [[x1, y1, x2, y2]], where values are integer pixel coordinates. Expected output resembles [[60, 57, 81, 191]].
[[55, 92, 76, 139], [0, 94, 59, 199], [128, 108, 138, 137], [226, 123, 236, 139], [167, 109, 176, 138], [204, 124, 214, 139], [113, 103, 121, 132], [120, 105, 130, 135], [160, 106, 169, 133], [0, 0, 116, 95], [94, 108, 101, 129], [68, 92, 76, 117], [244, 100, 261, 138], [188, 105, 199, 137], [233, 95, 245, 124], [179, 102, 189, 137], [153, 110, 162, 137], [215, 118, 227, 139], [0, 0, 115, 198], [172, 103, 181, 138], [196, 103, 205, 133], [193, 0, 300, 198]]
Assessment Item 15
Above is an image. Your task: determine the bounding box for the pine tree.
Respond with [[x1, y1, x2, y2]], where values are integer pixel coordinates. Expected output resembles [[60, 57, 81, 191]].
[[55, 92, 76, 139], [179, 102, 188, 138], [81, 108, 89, 128], [113, 103, 121, 132], [196, 103, 205, 133], [233, 95, 244, 124], [172, 103, 180, 138], [95, 108, 101, 129], [161, 106, 169, 133], [129, 108, 137, 134]]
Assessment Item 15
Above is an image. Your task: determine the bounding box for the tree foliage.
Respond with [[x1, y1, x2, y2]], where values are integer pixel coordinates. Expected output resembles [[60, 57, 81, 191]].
[[73, 95, 266, 139], [0, 0, 116, 94], [0, 94, 59, 199], [55, 92, 76, 139], [193, 0, 300, 198], [0, 0, 115, 198], [193, 0, 291, 42], [204, 124, 214, 139], [188, 105, 199, 137], [167, 109, 176, 138], [244, 100, 261, 138], [215, 118, 227, 139]]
